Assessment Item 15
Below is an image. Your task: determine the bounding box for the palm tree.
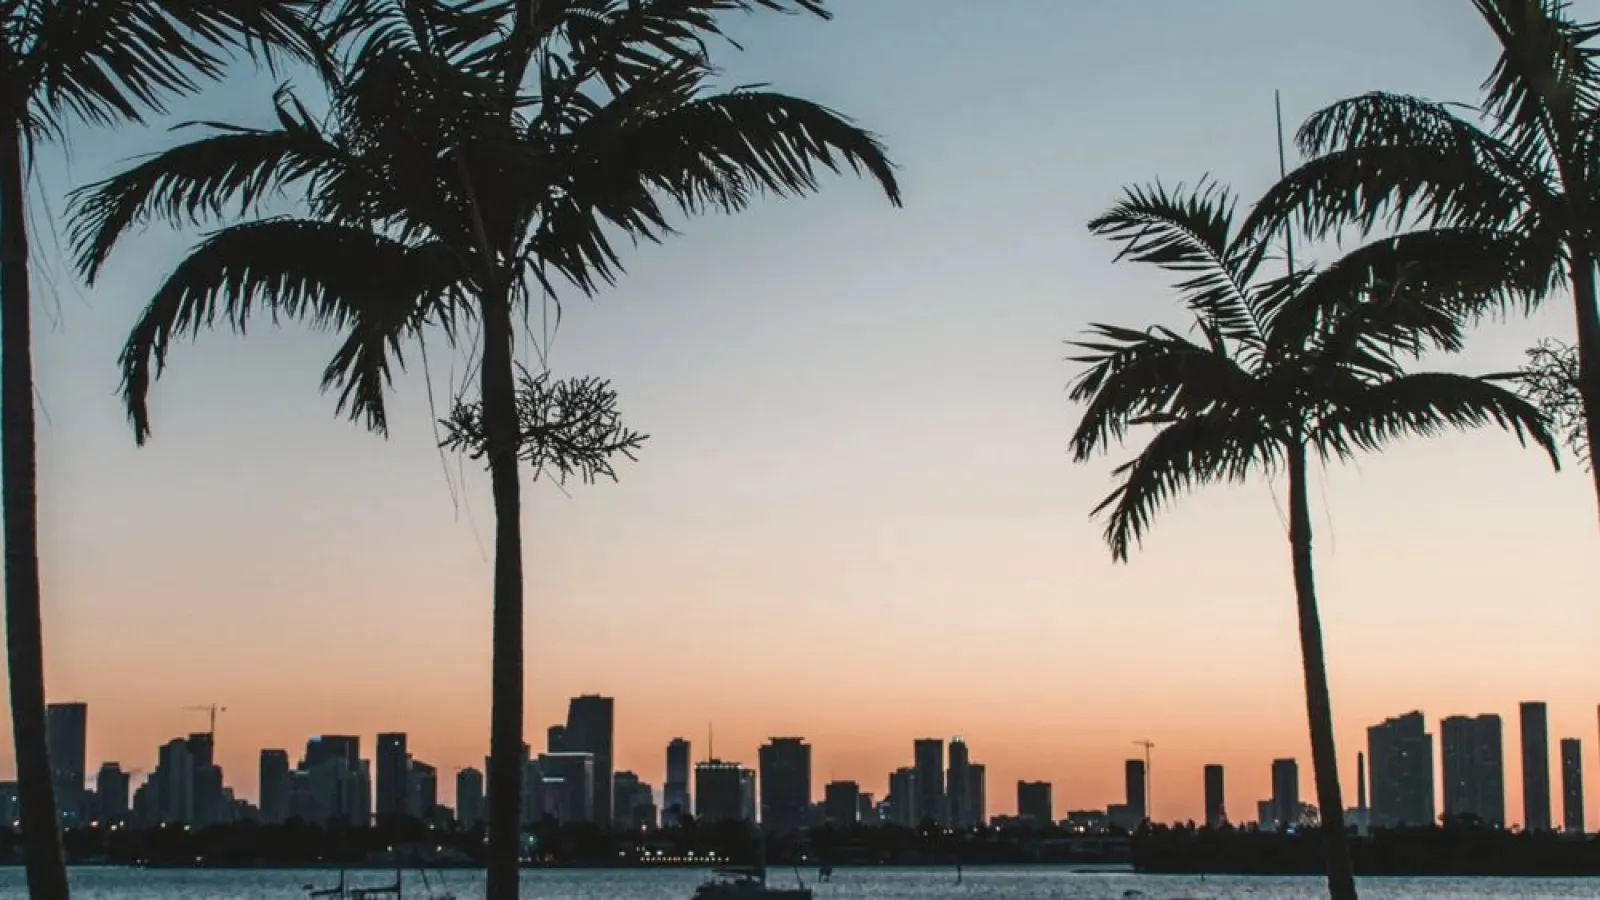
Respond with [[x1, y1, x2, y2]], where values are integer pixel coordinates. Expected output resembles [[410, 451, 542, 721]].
[[1070, 179, 1560, 900], [67, 2, 899, 897], [1242, 0, 1600, 520], [0, 4, 317, 897]]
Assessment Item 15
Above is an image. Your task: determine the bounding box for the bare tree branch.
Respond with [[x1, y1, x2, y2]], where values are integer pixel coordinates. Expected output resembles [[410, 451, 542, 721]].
[[1518, 337, 1588, 469], [440, 364, 646, 484]]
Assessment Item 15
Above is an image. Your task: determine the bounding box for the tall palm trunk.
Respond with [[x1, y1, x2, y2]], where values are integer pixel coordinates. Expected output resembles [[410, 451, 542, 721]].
[[480, 288, 525, 900], [1566, 252, 1600, 519], [1, 120, 71, 900], [1285, 440, 1357, 900]]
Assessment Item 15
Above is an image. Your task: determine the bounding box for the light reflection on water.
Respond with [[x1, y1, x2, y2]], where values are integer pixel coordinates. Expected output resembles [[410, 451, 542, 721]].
[[0, 867, 1594, 899]]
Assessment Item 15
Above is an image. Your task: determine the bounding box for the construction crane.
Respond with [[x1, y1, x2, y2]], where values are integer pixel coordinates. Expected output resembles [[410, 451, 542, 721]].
[[1134, 739, 1155, 823], [184, 704, 228, 738]]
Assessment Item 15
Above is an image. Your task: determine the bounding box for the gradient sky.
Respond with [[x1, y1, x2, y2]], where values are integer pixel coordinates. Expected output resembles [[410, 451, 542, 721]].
[[1, 0, 1597, 828]]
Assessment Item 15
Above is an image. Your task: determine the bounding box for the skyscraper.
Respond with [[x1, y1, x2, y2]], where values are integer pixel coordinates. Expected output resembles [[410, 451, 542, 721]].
[[565, 696, 614, 829], [1520, 701, 1552, 832], [1124, 759, 1147, 824], [376, 733, 409, 820], [887, 767, 918, 827], [757, 737, 812, 834], [663, 738, 691, 825], [456, 767, 485, 828], [824, 781, 861, 826], [1017, 780, 1052, 825], [1203, 764, 1226, 828], [913, 739, 945, 826], [95, 763, 130, 824], [947, 737, 973, 828], [259, 749, 290, 824], [1271, 759, 1299, 830], [45, 702, 87, 824], [408, 760, 438, 819], [1560, 738, 1584, 835], [1368, 711, 1436, 828], [695, 760, 747, 823], [1440, 714, 1505, 827], [969, 763, 986, 826]]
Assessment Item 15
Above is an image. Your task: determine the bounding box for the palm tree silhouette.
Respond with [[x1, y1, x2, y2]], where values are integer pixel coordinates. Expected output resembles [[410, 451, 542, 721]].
[[0, 4, 316, 897], [1070, 178, 1559, 900], [69, 3, 899, 896], [1244, 0, 1600, 521]]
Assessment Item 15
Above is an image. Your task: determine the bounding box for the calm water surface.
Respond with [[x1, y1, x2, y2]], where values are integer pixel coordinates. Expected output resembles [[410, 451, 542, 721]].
[[0, 867, 1594, 899]]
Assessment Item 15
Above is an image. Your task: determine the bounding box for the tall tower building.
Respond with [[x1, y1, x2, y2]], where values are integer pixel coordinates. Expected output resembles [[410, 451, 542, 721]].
[[969, 763, 986, 826], [913, 739, 945, 826], [947, 738, 973, 828], [1271, 759, 1300, 830], [565, 696, 615, 829], [1017, 781, 1052, 824], [44, 702, 87, 825], [757, 737, 812, 834], [1520, 701, 1552, 832], [95, 763, 130, 824], [663, 738, 691, 825], [695, 759, 747, 823], [1203, 764, 1226, 828], [1560, 738, 1584, 835], [456, 767, 485, 828], [1440, 714, 1505, 826], [375, 733, 409, 820], [259, 749, 291, 824], [1368, 711, 1436, 828], [1124, 759, 1147, 824]]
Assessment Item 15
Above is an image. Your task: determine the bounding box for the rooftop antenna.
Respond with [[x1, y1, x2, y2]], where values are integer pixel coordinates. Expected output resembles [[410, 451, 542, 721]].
[[183, 704, 227, 739]]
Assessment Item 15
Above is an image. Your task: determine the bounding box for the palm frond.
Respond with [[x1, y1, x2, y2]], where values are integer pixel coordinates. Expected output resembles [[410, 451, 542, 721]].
[[1092, 410, 1281, 562], [1242, 93, 1543, 242], [1067, 323, 1261, 461], [1087, 178, 1268, 344], [25, 0, 320, 135], [119, 218, 468, 442], [1312, 370, 1561, 466], [68, 97, 345, 282], [1471, 0, 1600, 163]]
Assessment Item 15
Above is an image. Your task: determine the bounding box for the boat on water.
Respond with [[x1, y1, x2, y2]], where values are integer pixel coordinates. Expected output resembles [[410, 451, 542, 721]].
[[692, 866, 811, 900], [303, 866, 457, 900]]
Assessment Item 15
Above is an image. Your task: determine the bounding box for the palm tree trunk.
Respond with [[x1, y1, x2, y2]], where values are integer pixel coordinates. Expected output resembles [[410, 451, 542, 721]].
[[480, 289, 524, 900], [1286, 440, 1357, 900], [1, 122, 71, 900], [1566, 252, 1600, 520]]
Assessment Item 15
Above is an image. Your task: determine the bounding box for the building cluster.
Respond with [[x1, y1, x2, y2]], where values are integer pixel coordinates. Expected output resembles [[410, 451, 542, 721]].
[[0, 698, 1590, 836]]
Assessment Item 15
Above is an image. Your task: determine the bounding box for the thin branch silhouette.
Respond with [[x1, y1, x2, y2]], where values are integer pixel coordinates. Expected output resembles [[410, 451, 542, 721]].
[[1519, 338, 1588, 469]]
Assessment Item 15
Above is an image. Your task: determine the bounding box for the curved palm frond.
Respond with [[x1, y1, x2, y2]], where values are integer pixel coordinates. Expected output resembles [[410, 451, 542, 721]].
[[1471, 0, 1600, 164], [1312, 369, 1561, 466], [1241, 93, 1543, 242], [1091, 409, 1281, 562], [1067, 323, 1261, 461], [1087, 178, 1270, 345], [24, 0, 320, 135], [120, 218, 468, 442], [68, 92, 347, 281], [528, 66, 899, 290]]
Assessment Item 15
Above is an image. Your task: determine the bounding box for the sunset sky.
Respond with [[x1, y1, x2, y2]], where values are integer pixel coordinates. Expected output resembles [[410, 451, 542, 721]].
[[3, 0, 1597, 828]]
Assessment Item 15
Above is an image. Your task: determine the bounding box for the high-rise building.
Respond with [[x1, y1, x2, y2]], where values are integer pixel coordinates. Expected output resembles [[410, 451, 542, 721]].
[[1203, 765, 1226, 828], [1368, 711, 1436, 828], [154, 738, 195, 823], [1124, 759, 1147, 824], [824, 781, 861, 826], [45, 702, 87, 825], [547, 725, 568, 754], [538, 752, 596, 823], [612, 771, 656, 829], [969, 763, 986, 826], [757, 737, 812, 834], [913, 739, 945, 826], [407, 760, 438, 819], [1560, 738, 1584, 835], [887, 767, 919, 827], [375, 733, 409, 820], [565, 696, 614, 829], [1521, 702, 1552, 832], [301, 735, 364, 825], [259, 750, 291, 824], [1271, 759, 1299, 830], [947, 738, 973, 828], [695, 760, 747, 823], [664, 738, 691, 826], [1017, 780, 1052, 825], [95, 763, 130, 824], [184, 732, 223, 827], [456, 767, 485, 828], [739, 768, 758, 823], [1440, 714, 1505, 827]]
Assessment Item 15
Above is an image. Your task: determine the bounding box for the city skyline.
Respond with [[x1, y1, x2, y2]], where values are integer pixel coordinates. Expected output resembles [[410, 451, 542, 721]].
[[14, 696, 1594, 832], [1, 0, 1596, 840]]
